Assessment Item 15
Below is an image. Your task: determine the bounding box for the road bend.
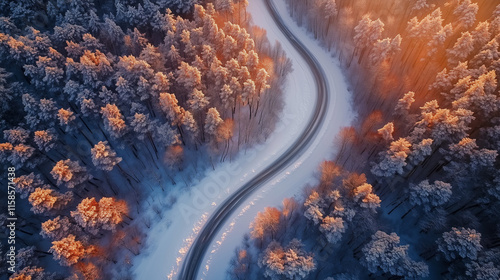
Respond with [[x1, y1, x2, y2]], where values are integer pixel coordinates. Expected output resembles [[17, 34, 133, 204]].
[[179, 0, 330, 278]]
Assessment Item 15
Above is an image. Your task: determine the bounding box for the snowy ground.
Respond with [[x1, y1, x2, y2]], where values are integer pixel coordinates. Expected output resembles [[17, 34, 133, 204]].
[[132, 0, 354, 279]]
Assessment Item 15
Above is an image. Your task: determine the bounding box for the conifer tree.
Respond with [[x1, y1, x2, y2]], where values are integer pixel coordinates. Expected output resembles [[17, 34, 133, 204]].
[[91, 141, 122, 171]]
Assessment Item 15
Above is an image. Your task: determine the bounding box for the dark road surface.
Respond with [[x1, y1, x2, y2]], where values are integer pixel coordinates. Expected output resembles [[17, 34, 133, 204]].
[[179, 0, 330, 278]]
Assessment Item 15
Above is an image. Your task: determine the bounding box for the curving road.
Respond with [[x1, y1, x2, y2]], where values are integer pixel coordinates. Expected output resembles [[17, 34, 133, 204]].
[[179, 0, 330, 279]]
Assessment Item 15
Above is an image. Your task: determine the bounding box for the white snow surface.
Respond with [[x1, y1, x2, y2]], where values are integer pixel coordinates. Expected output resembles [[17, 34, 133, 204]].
[[132, 0, 354, 279]]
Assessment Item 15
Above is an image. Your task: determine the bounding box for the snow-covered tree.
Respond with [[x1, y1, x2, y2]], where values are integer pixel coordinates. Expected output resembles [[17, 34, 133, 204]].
[[250, 207, 281, 240], [304, 191, 325, 225], [8, 143, 35, 168], [215, 0, 233, 14], [187, 88, 209, 111], [15, 246, 37, 271], [91, 141, 122, 171], [362, 231, 429, 278], [50, 234, 93, 266], [319, 216, 345, 244], [57, 108, 76, 132], [408, 138, 433, 165], [13, 172, 43, 199], [129, 113, 154, 140], [353, 183, 381, 210], [427, 23, 453, 57], [369, 35, 401, 65], [259, 239, 316, 280], [411, 101, 474, 144], [445, 137, 497, 175], [465, 261, 500, 280], [430, 61, 470, 92], [204, 107, 223, 136], [412, 0, 429, 11], [453, 0, 478, 29], [10, 266, 55, 280], [437, 227, 482, 261], [409, 180, 452, 211], [154, 122, 180, 146], [159, 92, 183, 125], [34, 129, 57, 152], [101, 104, 127, 139], [471, 21, 491, 49], [28, 187, 72, 214], [177, 61, 201, 90], [40, 216, 75, 240], [470, 38, 500, 68], [448, 32, 474, 65], [51, 159, 91, 188], [371, 138, 412, 177], [97, 197, 128, 231], [407, 8, 444, 40], [4, 127, 29, 144], [452, 70, 498, 116], [354, 15, 384, 51], [377, 122, 394, 141]]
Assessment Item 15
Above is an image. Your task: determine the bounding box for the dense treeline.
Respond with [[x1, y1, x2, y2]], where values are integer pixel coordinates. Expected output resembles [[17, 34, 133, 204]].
[[0, 0, 290, 279], [230, 0, 500, 279]]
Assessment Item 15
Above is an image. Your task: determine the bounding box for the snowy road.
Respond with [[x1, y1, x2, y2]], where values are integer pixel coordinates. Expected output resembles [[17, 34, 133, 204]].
[[132, 0, 353, 279], [178, 0, 329, 278], [179, 0, 354, 279]]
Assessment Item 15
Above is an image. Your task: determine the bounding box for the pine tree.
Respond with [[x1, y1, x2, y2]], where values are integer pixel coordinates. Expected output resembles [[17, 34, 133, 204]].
[[319, 216, 345, 244], [50, 234, 93, 266], [57, 108, 76, 132], [394, 91, 415, 119], [187, 88, 209, 111], [371, 138, 412, 177], [409, 138, 433, 165], [353, 183, 381, 210], [71, 197, 100, 235], [41, 216, 75, 240], [91, 141, 122, 171], [101, 104, 127, 139], [13, 173, 43, 199], [427, 23, 452, 57], [470, 38, 500, 68], [409, 180, 452, 212], [437, 227, 482, 261], [129, 113, 154, 140], [354, 16, 384, 51], [4, 127, 29, 144], [465, 261, 500, 280], [304, 191, 325, 225], [369, 35, 401, 65], [377, 122, 394, 141], [177, 61, 201, 91], [34, 129, 57, 152], [28, 187, 72, 214], [407, 8, 443, 40], [453, 0, 478, 29], [258, 239, 316, 280], [52, 159, 91, 189], [159, 92, 183, 125], [448, 32, 474, 65], [362, 231, 429, 278], [10, 266, 55, 280], [204, 107, 223, 137], [97, 197, 128, 231]]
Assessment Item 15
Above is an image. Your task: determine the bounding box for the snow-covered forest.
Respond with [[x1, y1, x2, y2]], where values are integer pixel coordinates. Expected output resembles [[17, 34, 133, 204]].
[[0, 0, 291, 279], [229, 0, 500, 279]]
